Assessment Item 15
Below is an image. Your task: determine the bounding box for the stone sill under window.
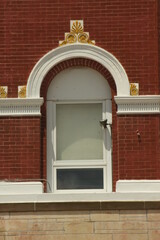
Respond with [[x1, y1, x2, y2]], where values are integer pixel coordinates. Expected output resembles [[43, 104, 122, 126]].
[[0, 193, 160, 212]]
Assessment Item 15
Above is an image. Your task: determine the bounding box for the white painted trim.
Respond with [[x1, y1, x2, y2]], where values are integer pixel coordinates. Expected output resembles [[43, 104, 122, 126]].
[[0, 98, 43, 116], [47, 100, 112, 193], [46, 68, 112, 193], [116, 180, 160, 192], [115, 95, 160, 114], [1, 192, 160, 203], [0, 182, 43, 194], [27, 44, 130, 98], [47, 101, 55, 192]]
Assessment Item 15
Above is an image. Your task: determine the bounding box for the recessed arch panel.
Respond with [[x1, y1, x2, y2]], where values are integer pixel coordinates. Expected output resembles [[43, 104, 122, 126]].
[[47, 67, 112, 101]]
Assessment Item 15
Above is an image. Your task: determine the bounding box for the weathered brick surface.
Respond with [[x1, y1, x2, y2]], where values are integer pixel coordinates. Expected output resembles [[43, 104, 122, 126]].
[[0, 117, 41, 179], [117, 115, 159, 180]]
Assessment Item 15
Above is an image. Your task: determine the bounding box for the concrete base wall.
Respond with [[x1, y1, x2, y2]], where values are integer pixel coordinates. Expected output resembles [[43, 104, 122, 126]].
[[0, 209, 160, 240]]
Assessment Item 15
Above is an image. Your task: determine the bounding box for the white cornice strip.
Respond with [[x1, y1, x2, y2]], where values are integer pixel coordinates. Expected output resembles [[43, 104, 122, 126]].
[[0, 98, 43, 116], [1, 96, 160, 116], [114, 95, 160, 114]]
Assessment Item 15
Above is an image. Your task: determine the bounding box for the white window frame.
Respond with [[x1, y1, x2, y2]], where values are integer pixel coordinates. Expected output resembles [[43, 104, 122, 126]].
[[47, 67, 112, 193], [47, 99, 112, 193]]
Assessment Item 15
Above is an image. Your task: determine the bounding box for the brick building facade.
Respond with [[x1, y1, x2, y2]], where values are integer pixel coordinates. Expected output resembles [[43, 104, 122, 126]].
[[1, 0, 160, 239]]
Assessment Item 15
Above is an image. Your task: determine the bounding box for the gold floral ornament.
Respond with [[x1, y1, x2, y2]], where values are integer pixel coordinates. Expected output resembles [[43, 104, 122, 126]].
[[18, 85, 26, 98], [78, 33, 89, 43], [130, 83, 139, 96], [66, 33, 77, 44], [0, 86, 8, 98], [71, 20, 83, 34], [59, 20, 95, 46]]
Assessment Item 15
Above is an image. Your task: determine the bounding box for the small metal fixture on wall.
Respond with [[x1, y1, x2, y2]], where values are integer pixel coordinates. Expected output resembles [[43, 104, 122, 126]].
[[136, 129, 141, 142], [100, 119, 112, 128], [59, 20, 95, 46]]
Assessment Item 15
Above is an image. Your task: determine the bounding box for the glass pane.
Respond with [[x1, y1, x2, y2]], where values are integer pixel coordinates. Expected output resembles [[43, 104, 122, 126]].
[[57, 168, 103, 189], [56, 103, 103, 160]]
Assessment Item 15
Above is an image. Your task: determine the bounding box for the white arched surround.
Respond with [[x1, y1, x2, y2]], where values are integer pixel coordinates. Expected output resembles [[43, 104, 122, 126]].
[[26, 44, 130, 98], [0, 44, 160, 117]]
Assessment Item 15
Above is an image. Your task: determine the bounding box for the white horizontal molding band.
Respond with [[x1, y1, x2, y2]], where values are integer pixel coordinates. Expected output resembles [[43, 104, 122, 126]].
[[1, 96, 160, 116], [0, 98, 43, 116], [1, 192, 160, 203], [115, 95, 160, 114], [116, 180, 160, 193]]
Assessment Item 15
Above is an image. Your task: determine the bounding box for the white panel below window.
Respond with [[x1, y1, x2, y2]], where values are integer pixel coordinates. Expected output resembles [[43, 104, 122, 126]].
[[116, 180, 160, 192], [0, 182, 43, 194]]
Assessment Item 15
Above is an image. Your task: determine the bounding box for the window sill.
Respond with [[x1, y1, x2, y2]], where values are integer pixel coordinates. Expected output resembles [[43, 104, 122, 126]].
[[0, 192, 160, 212]]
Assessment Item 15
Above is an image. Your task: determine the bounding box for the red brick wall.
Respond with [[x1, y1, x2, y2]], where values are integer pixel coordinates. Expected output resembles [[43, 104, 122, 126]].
[[117, 115, 160, 180], [159, 0, 160, 91], [1, 0, 158, 97], [0, 117, 41, 179], [0, 0, 159, 189]]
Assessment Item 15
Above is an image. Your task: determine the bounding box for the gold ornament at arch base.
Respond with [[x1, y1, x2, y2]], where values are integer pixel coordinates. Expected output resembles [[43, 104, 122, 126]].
[[59, 20, 95, 46], [18, 85, 26, 98], [130, 83, 139, 96], [0, 86, 8, 98]]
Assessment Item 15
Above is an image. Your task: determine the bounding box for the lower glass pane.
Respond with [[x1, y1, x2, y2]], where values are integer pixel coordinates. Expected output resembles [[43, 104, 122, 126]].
[[57, 168, 103, 190]]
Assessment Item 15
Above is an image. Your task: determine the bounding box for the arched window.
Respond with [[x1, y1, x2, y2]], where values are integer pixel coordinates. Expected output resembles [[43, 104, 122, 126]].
[[47, 67, 112, 193], [26, 43, 130, 193]]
